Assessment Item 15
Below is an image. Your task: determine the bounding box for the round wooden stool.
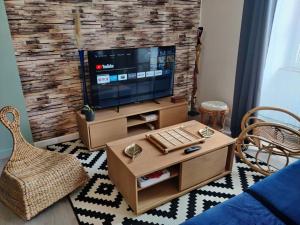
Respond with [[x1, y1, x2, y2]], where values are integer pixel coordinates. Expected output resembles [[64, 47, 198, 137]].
[[199, 101, 229, 130]]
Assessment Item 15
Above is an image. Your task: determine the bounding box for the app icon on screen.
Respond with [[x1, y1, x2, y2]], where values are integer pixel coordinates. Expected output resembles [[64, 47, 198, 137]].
[[118, 74, 128, 81], [158, 56, 166, 64], [110, 75, 118, 82], [146, 71, 155, 77], [155, 70, 163, 76], [128, 73, 137, 79], [97, 74, 110, 84], [167, 55, 175, 62], [164, 69, 171, 75], [137, 72, 146, 78]]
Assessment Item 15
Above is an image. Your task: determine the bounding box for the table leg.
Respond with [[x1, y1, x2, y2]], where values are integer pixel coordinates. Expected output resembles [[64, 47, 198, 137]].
[[220, 111, 226, 130], [200, 109, 205, 123], [212, 112, 217, 129]]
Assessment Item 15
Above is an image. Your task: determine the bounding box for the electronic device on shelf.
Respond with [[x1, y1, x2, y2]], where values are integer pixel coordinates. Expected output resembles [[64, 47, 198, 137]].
[[88, 46, 176, 109]]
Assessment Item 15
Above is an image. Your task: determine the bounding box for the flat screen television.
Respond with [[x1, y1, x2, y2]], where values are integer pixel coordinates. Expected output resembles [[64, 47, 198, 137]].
[[88, 46, 175, 109]]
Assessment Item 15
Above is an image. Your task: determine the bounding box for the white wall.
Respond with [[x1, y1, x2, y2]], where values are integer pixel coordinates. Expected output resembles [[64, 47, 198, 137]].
[[0, 2, 32, 159], [197, 0, 244, 119]]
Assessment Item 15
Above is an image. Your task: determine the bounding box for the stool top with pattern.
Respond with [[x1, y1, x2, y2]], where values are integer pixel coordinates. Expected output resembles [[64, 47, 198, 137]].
[[200, 101, 228, 111]]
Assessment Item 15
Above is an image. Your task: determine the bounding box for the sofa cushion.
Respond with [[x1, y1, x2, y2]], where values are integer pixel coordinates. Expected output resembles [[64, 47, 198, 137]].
[[181, 192, 284, 225], [248, 159, 300, 225]]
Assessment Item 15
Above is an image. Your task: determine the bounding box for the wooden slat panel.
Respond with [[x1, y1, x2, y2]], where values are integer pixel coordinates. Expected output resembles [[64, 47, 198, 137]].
[[5, 0, 201, 141]]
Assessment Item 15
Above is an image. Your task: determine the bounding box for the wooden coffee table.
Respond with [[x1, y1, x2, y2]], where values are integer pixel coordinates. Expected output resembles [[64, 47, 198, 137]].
[[106, 120, 235, 215]]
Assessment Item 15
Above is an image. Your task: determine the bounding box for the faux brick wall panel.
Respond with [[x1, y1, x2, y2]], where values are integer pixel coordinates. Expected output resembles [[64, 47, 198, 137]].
[[5, 0, 201, 141]]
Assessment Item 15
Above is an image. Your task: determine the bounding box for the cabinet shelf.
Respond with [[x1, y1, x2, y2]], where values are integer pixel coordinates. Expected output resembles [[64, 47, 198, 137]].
[[137, 178, 178, 212], [137, 166, 179, 191], [127, 118, 157, 128]]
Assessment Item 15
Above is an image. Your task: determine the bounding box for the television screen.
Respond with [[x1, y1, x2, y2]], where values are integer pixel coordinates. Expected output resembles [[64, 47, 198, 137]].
[[88, 46, 175, 109]]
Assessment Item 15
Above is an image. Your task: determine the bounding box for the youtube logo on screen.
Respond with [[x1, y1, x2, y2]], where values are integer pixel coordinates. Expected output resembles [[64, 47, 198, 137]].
[[96, 64, 103, 70], [96, 64, 114, 70]]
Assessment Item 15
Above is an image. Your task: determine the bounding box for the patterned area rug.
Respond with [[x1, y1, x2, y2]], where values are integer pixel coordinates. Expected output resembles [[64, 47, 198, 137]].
[[47, 139, 265, 225]]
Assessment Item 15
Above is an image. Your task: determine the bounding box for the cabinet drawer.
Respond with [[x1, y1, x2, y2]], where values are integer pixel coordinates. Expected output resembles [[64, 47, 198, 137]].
[[159, 104, 188, 128], [180, 147, 228, 191], [90, 118, 127, 149]]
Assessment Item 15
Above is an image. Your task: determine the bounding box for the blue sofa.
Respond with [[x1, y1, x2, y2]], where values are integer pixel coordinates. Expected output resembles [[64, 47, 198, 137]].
[[182, 160, 300, 225]]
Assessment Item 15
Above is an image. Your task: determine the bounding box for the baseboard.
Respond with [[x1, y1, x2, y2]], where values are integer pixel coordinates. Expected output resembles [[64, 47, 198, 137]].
[[34, 132, 79, 148], [0, 147, 11, 160]]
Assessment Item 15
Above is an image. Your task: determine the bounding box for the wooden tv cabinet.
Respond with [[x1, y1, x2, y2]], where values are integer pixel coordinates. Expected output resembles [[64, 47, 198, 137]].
[[106, 120, 235, 214], [76, 97, 188, 150]]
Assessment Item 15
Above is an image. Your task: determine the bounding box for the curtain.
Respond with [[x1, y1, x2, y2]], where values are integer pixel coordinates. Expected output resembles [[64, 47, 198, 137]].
[[230, 0, 278, 137]]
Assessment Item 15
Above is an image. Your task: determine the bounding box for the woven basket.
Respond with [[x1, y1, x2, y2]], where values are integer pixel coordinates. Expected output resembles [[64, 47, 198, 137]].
[[0, 106, 89, 220]]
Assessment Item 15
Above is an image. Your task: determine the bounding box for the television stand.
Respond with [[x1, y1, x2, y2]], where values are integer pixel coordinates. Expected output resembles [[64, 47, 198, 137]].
[[152, 99, 160, 104], [76, 97, 188, 150]]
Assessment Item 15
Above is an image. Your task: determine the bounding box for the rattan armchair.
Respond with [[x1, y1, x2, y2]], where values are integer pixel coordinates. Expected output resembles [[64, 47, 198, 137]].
[[236, 106, 300, 176], [0, 106, 89, 220]]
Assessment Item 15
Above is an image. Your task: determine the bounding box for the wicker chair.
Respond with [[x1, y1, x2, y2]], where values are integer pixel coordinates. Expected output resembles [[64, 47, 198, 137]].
[[0, 106, 89, 220], [236, 106, 300, 176]]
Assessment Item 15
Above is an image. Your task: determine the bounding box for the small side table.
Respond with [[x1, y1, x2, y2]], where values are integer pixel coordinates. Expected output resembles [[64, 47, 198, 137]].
[[199, 101, 229, 130]]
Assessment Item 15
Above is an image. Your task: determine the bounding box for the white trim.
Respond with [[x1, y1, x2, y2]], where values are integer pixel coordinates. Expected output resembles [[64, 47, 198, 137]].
[[0, 147, 11, 160], [34, 132, 79, 148]]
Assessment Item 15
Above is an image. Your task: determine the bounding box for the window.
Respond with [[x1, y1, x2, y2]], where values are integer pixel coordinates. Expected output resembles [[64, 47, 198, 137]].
[[258, 0, 300, 127]]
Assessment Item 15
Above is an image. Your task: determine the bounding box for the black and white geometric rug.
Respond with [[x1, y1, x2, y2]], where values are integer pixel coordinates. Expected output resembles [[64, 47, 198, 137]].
[[47, 139, 265, 225]]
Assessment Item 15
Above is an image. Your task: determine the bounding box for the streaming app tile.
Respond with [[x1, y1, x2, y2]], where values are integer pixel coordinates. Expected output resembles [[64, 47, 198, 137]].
[[155, 70, 163, 76], [97, 74, 110, 84], [164, 69, 171, 75], [137, 72, 146, 78], [167, 49, 175, 55], [118, 74, 127, 81], [150, 64, 157, 71], [159, 50, 167, 56], [158, 63, 165, 70], [158, 56, 166, 63], [167, 55, 175, 62], [128, 73, 137, 79], [110, 75, 118, 82], [146, 71, 155, 77], [150, 57, 157, 65]]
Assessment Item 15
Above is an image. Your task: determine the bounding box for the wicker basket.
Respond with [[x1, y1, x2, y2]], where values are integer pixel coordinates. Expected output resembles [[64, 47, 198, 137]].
[[0, 106, 89, 220]]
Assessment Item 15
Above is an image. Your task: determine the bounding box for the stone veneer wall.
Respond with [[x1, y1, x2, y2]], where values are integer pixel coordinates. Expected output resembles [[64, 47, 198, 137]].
[[5, 0, 201, 141]]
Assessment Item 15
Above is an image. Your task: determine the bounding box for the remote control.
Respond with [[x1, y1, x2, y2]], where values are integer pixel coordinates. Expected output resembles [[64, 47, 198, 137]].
[[184, 146, 201, 154]]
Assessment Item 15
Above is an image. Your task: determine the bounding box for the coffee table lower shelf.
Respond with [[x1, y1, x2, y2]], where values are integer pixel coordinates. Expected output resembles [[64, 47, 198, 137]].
[[136, 171, 231, 214]]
